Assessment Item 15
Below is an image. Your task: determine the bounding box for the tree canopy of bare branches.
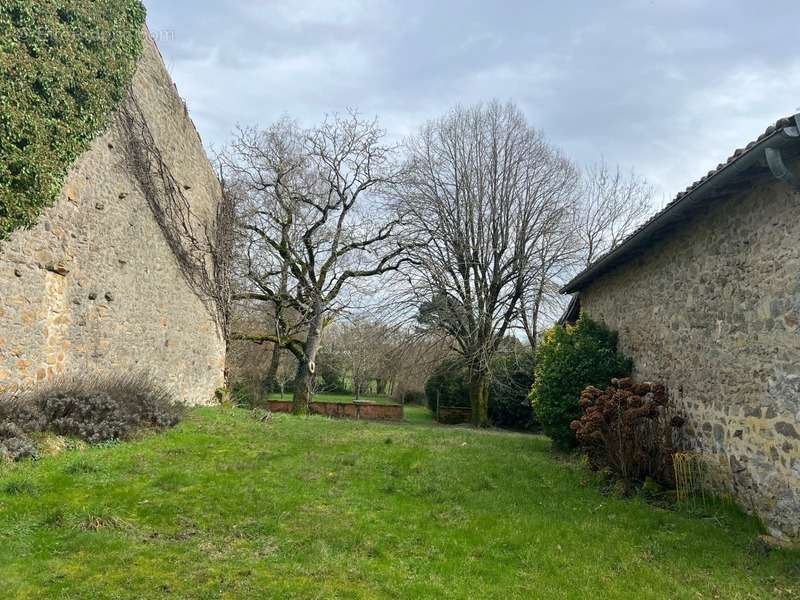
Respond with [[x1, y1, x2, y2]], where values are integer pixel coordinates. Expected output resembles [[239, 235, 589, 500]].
[[518, 161, 654, 346], [330, 317, 385, 400], [400, 101, 577, 426], [576, 160, 654, 267], [517, 172, 580, 347], [220, 112, 408, 413]]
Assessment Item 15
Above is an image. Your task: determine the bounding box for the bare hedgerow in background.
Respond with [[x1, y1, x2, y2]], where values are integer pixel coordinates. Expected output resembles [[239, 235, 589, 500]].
[[329, 317, 388, 400], [323, 318, 450, 401]]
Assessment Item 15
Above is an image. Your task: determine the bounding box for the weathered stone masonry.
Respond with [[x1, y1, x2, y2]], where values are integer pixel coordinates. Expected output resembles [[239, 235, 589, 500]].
[[575, 166, 800, 541], [0, 31, 225, 404]]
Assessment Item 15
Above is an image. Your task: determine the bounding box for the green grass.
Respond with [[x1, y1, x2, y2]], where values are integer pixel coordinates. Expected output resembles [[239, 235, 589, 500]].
[[0, 409, 797, 599], [403, 404, 435, 425]]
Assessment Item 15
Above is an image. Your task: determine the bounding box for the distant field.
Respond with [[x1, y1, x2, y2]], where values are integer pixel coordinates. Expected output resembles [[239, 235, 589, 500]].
[[403, 404, 435, 425]]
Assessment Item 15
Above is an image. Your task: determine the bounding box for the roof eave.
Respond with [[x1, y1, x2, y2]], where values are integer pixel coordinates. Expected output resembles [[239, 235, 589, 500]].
[[560, 124, 800, 295]]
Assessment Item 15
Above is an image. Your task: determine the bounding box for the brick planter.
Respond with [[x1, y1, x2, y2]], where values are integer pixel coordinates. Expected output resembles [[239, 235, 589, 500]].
[[436, 406, 472, 424], [267, 399, 403, 421]]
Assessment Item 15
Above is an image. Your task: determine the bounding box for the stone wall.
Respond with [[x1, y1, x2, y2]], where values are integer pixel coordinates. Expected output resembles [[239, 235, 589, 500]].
[[579, 171, 800, 540], [0, 30, 226, 404]]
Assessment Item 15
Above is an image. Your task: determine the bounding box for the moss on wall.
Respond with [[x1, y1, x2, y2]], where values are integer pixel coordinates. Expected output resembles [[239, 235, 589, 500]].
[[0, 0, 146, 239]]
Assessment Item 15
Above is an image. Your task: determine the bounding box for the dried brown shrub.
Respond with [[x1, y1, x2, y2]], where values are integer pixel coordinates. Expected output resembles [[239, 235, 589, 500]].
[[570, 378, 684, 486], [0, 373, 183, 452]]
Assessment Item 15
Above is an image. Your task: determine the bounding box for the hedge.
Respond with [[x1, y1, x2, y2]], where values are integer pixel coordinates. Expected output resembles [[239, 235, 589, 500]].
[[531, 316, 632, 450]]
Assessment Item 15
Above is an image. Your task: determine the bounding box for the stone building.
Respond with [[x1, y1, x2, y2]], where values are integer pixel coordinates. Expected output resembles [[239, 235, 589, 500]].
[[0, 30, 226, 404], [561, 115, 800, 541]]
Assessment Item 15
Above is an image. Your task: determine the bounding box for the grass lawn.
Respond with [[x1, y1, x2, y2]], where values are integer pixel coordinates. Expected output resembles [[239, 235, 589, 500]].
[[403, 404, 435, 425], [0, 408, 797, 599]]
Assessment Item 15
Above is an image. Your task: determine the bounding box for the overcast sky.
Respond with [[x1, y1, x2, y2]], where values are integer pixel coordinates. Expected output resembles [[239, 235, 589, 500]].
[[143, 0, 799, 207]]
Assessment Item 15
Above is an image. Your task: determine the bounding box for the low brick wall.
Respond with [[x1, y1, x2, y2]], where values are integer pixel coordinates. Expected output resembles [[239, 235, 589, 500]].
[[267, 400, 403, 421], [266, 400, 294, 413], [436, 406, 472, 424]]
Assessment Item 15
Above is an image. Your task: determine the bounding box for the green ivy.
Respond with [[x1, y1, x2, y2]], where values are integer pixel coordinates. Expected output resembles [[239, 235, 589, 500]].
[[0, 0, 146, 240]]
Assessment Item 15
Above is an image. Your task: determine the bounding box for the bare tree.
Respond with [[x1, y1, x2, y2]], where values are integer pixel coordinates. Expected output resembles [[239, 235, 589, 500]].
[[273, 351, 297, 400], [517, 160, 654, 345], [400, 101, 577, 426], [374, 333, 400, 397], [518, 171, 581, 347], [576, 160, 654, 266], [385, 332, 452, 402], [328, 316, 449, 401], [221, 113, 408, 414], [335, 317, 386, 401]]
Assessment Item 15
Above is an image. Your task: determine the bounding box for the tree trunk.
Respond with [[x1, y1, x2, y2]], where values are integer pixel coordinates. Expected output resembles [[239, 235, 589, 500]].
[[292, 304, 323, 414], [223, 336, 231, 390], [528, 288, 542, 348], [376, 378, 386, 396], [469, 371, 490, 427], [526, 270, 546, 348], [292, 359, 314, 414], [264, 343, 281, 397]]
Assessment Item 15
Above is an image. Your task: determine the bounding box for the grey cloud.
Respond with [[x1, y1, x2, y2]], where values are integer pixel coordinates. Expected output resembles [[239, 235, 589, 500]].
[[143, 0, 800, 204]]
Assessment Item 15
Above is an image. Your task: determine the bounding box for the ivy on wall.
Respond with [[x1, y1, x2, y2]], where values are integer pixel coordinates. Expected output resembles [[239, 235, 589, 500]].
[[0, 0, 146, 240]]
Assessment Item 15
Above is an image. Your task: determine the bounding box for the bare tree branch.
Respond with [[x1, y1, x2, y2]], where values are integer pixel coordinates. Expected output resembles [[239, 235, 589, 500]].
[[399, 100, 577, 426], [221, 112, 408, 413]]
